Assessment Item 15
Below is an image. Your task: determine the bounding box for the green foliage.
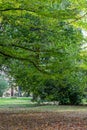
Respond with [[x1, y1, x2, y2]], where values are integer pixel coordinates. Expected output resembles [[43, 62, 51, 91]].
[[36, 79, 84, 105], [57, 85, 84, 105], [0, 0, 87, 104], [0, 0, 85, 72]]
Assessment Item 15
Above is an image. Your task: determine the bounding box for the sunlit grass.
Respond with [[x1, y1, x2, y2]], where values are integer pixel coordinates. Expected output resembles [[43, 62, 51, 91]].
[[0, 97, 33, 107], [0, 97, 87, 112]]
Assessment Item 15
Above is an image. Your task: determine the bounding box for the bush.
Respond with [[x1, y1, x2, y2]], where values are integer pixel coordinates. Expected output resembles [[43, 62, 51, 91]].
[[31, 78, 84, 105], [37, 80, 84, 105], [57, 85, 83, 105]]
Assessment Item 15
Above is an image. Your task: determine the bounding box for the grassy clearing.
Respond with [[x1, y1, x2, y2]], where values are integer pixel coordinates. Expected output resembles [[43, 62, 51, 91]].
[[0, 97, 87, 112], [0, 97, 34, 108]]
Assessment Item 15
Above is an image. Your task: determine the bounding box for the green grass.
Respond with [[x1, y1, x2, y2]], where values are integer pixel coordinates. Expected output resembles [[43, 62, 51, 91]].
[[31, 105, 87, 112], [0, 97, 87, 112], [0, 97, 34, 108]]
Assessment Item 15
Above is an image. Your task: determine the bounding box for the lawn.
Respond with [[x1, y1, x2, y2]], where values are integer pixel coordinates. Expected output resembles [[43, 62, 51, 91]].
[[0, 97, 87, 130], [0, 97, 87, 111]]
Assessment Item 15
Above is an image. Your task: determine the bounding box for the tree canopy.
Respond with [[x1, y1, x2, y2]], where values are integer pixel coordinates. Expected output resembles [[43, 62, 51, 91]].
[[0, 0, 87, 70], [0, 0, 87, 103]]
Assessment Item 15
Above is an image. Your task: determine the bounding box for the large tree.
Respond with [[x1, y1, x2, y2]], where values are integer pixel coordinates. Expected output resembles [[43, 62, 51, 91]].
[[0, 0, 87, 102], [0, 0, 87, 70]]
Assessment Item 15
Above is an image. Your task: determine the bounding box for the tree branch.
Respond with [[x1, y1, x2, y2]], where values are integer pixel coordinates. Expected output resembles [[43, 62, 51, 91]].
[[0, 8, 35, 13], [0, 43, 62, 53], [0, 50, 49, 74], [0, 7, 87, 23], [0, 43, 36, 52], [68, 12, 87, 25]]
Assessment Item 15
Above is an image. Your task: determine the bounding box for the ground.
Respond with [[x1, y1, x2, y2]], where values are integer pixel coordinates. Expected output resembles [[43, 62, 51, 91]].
[[0, 98, 87, 130], [0, 110, 87, 130]]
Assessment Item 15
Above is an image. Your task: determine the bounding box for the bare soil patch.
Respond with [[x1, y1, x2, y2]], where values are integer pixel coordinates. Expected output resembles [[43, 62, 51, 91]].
[[0, 111, 87, 130]]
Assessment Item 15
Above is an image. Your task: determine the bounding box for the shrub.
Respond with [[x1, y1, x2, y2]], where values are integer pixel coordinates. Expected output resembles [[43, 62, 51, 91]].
[[38, 80, 84, 105], [57, 85, 84, 105]]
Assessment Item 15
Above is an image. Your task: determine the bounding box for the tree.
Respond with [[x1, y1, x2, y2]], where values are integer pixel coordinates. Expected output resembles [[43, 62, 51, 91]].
[[0, 0, 87, 103], [0, 75, 9, 96], [0, 0, 86, 72]]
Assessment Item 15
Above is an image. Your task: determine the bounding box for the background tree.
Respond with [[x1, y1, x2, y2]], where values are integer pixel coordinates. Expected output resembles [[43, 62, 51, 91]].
[[0, 75, 9, 97]]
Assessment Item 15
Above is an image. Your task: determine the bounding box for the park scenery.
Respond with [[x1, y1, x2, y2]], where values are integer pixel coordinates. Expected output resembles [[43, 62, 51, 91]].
[[0, 0, 87, 130]]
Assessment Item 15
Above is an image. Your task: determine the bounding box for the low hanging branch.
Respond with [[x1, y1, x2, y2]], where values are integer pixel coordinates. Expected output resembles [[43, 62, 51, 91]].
[[0, 43, 36, 52], [68, 12, 87, 25], [0, 43, 65, 54], [0, 7, 87, 24], [0, 50, 49, 74], [0, 8, 35, 13]]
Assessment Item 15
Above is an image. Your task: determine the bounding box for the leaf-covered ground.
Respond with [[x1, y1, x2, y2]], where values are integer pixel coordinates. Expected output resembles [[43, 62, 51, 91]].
[[0, 111, 87, 130]]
